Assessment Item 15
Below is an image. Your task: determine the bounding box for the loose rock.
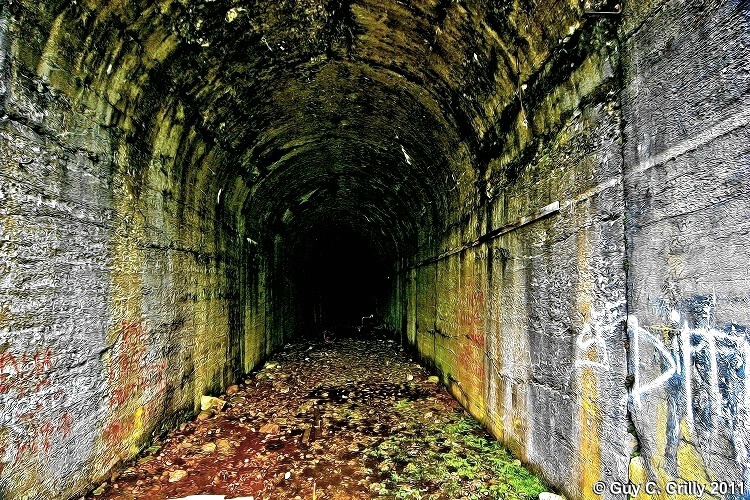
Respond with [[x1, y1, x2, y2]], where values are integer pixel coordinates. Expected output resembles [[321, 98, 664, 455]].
[[86, 338, 545, 500], [168, 470, 188, 483], [539, 493, 566, 500], [259, 423, 280, 434], [200, 396, 226, 412]]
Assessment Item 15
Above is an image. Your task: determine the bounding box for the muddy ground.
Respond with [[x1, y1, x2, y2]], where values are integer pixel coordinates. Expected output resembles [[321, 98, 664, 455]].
[[87, 333, 549, 499]]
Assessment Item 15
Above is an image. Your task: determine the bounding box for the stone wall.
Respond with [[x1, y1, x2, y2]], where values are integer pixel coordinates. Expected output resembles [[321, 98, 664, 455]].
[[622, 0, 750, 498], [1, 0, 749, 499], [390, 17, 631, 499], [391, 1, 750, 499], [0, 4, 279, 498]]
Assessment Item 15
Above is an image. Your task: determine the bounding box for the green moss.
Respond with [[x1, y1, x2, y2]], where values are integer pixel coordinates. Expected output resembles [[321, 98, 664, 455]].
[[367, 404, 547, 499]]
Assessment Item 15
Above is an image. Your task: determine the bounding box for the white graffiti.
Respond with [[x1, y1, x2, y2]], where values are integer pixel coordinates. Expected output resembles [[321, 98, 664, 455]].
[[575, 322, 610, 370], [574, 302, 624, 371], [629, 310, 750, 431], [629, 316, 678, 403]]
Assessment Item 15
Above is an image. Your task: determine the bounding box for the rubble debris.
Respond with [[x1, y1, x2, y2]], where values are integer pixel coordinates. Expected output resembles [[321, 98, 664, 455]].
[[87, 338, 547, 499]]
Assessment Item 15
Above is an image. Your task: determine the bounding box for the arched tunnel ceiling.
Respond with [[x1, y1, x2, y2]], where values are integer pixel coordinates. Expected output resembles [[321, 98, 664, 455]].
[[15, 0, 583, 255]]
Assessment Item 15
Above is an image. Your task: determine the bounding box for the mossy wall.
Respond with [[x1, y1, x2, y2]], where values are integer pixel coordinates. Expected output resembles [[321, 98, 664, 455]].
[[1, 1, 749, 499], [389, 1, 750, 499], [389, 19, 630, 499], [0, 3, 282, 498]]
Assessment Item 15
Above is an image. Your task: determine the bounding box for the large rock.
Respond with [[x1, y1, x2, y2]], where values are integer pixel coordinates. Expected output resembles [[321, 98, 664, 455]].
[[168, 470, 188, 483], [200, 396, 226, 412]]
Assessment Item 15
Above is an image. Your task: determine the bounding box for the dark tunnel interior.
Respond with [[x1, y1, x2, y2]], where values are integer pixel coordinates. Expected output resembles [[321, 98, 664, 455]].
[[2, 0, 749, 498], [289, 221, 394, 334]]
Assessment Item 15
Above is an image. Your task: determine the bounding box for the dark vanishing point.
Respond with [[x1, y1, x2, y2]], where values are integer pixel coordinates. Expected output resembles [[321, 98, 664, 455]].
[[0, 1, 748, 499]]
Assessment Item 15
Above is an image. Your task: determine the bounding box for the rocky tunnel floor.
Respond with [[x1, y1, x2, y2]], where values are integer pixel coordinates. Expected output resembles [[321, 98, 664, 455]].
[[86, 335, 549, 500]]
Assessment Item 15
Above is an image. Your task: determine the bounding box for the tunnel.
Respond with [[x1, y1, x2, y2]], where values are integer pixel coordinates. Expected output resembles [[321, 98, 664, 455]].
[[1, 0, 750, 498]]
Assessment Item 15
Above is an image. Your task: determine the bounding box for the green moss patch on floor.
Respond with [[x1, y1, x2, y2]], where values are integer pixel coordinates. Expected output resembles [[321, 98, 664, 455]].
[[366, 400, 546, 499]]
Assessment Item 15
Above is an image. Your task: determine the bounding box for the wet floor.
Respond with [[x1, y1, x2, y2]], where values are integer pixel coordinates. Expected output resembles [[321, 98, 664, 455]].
[[88, 333, 548, 500]]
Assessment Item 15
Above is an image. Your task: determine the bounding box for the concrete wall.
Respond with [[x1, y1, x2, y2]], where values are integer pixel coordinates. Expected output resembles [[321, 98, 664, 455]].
[[0, 4, 280, 498], [1, 0, 749, 499], [392, 1, 750, 499], [622, 0, 750, 498], [392, 18, 630, 499]]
